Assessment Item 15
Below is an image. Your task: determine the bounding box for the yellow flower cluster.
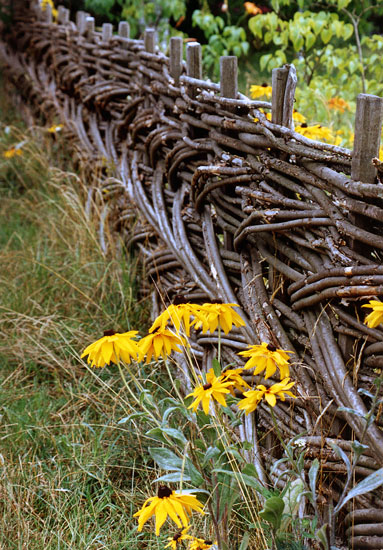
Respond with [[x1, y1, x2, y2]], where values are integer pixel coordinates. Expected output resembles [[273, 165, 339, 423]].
[[81, 303, 246, 367]]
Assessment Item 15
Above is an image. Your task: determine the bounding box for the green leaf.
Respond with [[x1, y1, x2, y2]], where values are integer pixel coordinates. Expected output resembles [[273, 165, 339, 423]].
[[148, 447, 183, 471], [338, 468, 383, 511], [320, 27, 333, 45], [260, 54, 272, 72], [329, 443, 351, 476], [146, 427, 187, 446], [185, 458, 204, 486], [203, 446, 221, 466], [308, 458, 319, 503], [338, 0, 351, 8], [305, 32, 316, 50], [212, 468, 262, 490], [259, 496, 284, 531], [239, 531, 251, 550], [212, 358, 221, 377], [316, 523, 330, 550]]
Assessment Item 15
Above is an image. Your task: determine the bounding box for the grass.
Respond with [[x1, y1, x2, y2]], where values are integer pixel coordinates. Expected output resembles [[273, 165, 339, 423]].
[[0, 93, 170, 549]]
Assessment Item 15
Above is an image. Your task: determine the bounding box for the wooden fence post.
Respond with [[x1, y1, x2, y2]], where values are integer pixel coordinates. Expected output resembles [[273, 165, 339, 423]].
[[144, 28, 156, 54], [352, 93, 383, 183], [271, 64, 296, 129], [102, 23, 113, 42], [44, 2, 52, 24], [118, 21, 130, 49], [169, 36, 183, 86], [186, 42, 201, 99], [58, 5, 69, 24], [76, 11, 86, 34], [220, 55, 238, 100], [85, 16, 95, 40]]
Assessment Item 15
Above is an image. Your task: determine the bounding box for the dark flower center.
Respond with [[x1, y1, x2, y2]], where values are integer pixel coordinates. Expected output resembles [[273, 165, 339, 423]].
[[158, 485, 173, 498], [266, 343, 277, 352], [104, 329, 116, 336], [173, 531, 182, 541], [203, 383, 212, 390], [262, 82, 268, 87], [300, 122, 308, 128]]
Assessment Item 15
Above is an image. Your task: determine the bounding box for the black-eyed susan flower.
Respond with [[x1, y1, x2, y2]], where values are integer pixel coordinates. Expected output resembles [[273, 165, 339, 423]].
[[250, 83, 272, 99], [40, 0, 58, 19], [165, 526, 193, 549], [193, 303, 245, 335], [138, 328, 188, 363], [3, 146, 23, 158], [186, 368, 232, 414], [220, 368, 251, 395], [295, 123, 334, 142], [189, 538, 217, 550], [238, 342, 292, 380], [328, 97, 350, 113], [362, 300, 383, 328], [149, 304, 202, 337], [238, 378, 296, 415], [81, 330, 139, 367], [133, 486, 205, 536]]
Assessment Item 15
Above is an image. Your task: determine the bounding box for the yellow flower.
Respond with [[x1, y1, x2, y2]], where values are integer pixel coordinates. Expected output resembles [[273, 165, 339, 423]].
[[133, 486, 204, 536], [165, 526, 193, 549], [238, 378, 296, 415], [81, 330, 139, 367], [189, 538, 216, 550], [253, 109, 272, 122], [193, 303, 246, 335], [186, 368, 232, 414], [238, 342, 292, 379], [293, 110, 306, 124], [244, 2, 262, 15], [149, 303, 202, 337], [295, 124, 334, 142], [328, 97, 350, 113], [138, 328, 187, 363], [3, 146, 22, 158], [220, 368, 251, 395], [47, 124, 63, 133], [250, 83, 272, 99], [379, 146, 383, 162], [362, 300, 383, 328]]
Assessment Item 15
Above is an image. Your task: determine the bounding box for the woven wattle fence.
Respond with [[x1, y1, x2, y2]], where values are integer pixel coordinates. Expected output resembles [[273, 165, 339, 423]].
[[3, 1, 383, 545]]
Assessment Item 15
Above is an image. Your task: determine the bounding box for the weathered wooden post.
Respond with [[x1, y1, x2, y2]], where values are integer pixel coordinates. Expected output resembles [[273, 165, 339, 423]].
[[85, 16, 95, 40], [118, 21, 130, 49], [102, 23, 113, 42], [186, 43, 202, 99], [144, 28, 156, 54], [340, 94, 383, 362], [76, 11, 86, 34], [57, 5, 69, 25], [169, 36, 183, 86], [44, 2, 52, 24], [271, 64, 296, 129], [352, 94, 383, 183], [220, 55, 238, 100]]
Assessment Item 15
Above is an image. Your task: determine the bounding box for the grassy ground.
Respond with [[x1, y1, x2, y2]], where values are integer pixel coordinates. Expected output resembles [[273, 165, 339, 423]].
[[0, 93, 170, 549]]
